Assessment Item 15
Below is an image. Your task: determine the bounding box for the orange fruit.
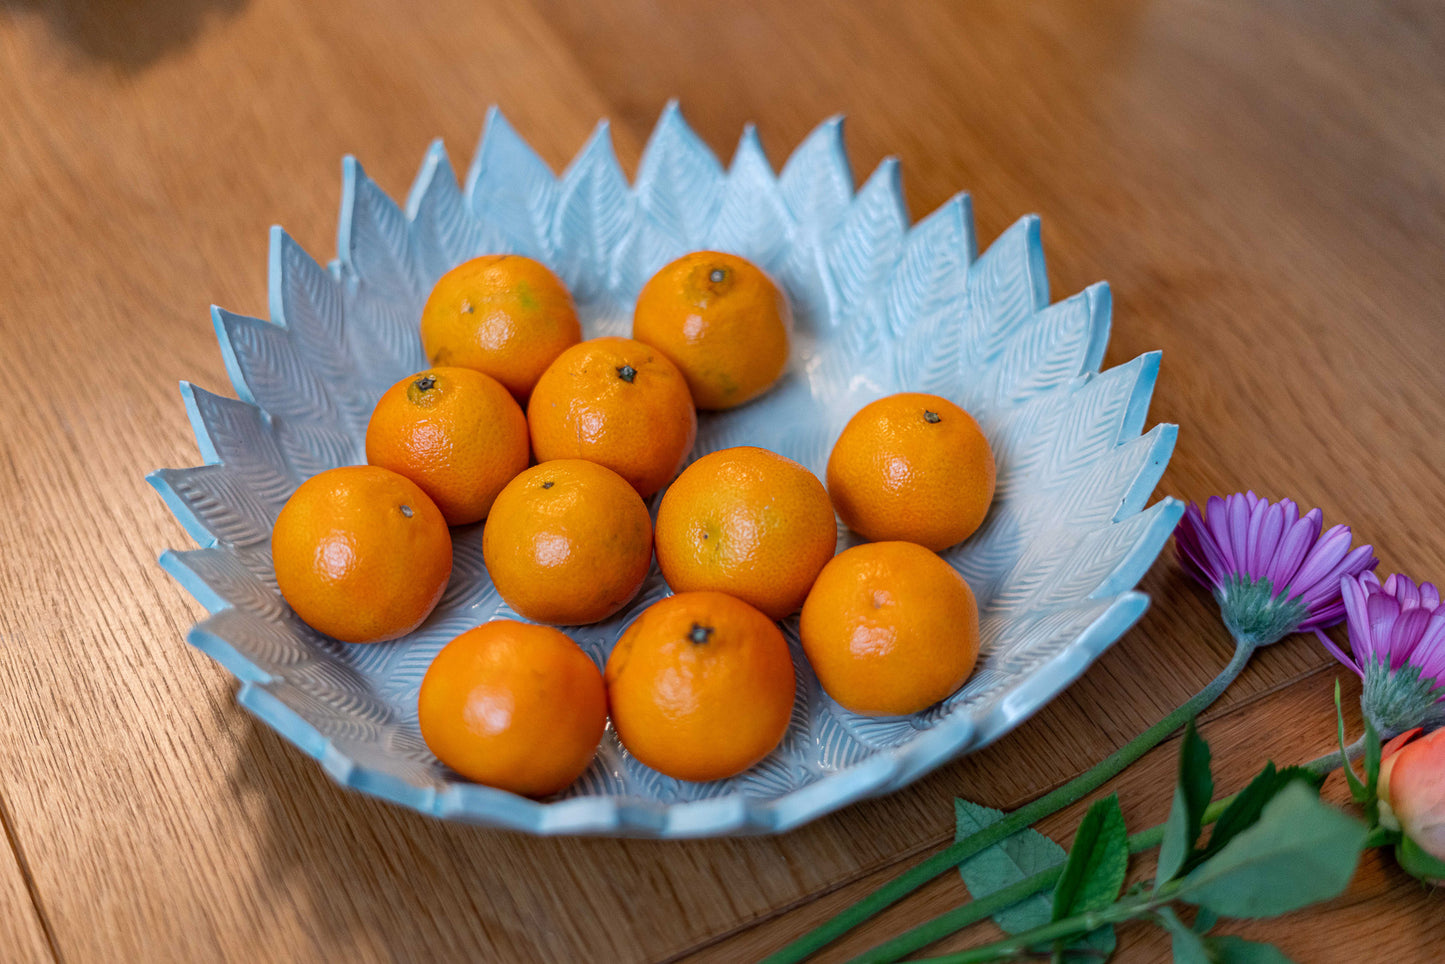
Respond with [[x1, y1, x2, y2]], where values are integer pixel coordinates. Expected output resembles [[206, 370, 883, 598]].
[[655, 446, 836, 620], [482, 459, 653, 625], [605, 591, 795, 781], [826, 393, 996, 551], [527, 336, 697, 498], [418, 620, 606, 796], [271, 465, 452, 643], [419, 254, 581, 402], [364, 367, 529, 526], [631, 251, 790, 410], [799, 541, 979, 716]]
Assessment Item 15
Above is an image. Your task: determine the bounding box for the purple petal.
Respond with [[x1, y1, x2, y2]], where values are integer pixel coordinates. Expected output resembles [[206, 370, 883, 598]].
[[1228, 495, 1252, 576], [1422, 582, 1442, 611], [1298, 544, 1378, 612], [1366, 593, 1402, 657], [1410, 630, 1445, 685], [1390, 607, 1433, 667], [1416, 613, 1445, 660], [1177, 504, 1227, 587], [1300, 601, 1347, 631], [1273, 511, 1322, 590], [1289, 525, 1351, 598], [1395, 576, 1422, 611], [1252, 503, 1286, 586], [1193, 507, 1232, 581], [1314, 629, 1364, 679], [1206, 496, 1237, 573], [1342, 576, 1376, 663]]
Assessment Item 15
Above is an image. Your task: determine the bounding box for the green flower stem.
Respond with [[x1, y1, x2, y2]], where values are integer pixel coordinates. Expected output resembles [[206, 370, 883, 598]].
[[846, 799, 1233, 964], [1303, 735, 1366, 777], [911, 884, 1183, 964], [764, 639, 1258, 964]]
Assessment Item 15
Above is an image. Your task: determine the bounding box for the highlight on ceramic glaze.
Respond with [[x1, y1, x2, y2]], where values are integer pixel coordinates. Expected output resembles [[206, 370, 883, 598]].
[[148, 103, 1180, 836]]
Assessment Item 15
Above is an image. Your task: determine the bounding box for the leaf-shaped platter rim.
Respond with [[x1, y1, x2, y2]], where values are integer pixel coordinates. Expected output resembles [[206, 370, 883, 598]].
[[149, 104, 1182, 837]]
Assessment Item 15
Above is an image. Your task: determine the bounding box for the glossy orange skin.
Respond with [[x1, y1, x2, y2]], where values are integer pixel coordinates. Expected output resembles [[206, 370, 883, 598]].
[[271, 465, 452, 643], [482, 460, 653, 625], [799, 541, 979, 716], [655, 446, 836, 620], [527, 336, 697, 498], [631, 251, 790, 410], [605, 591, 795, 782], [365, 367, 529, 525], [826, 393, 996, 551], [418, 621, 606, 796], [419, 254, 582, 402]]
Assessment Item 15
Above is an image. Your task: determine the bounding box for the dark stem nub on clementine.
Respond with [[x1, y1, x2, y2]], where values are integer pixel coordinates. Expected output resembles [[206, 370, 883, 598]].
[[541, 481, 554, 489], [688, 622, 715, 645], [617, 364, 638, 383], [923, 410, 941, 423], [399, 504, 414, 518], [414, 374, 437, 392]]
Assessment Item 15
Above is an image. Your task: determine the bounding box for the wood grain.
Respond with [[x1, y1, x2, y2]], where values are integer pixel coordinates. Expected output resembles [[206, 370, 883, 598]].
[[0, 810, 53, 964], [691, 670, 1445, 962], [0, 0, 1442, 961]]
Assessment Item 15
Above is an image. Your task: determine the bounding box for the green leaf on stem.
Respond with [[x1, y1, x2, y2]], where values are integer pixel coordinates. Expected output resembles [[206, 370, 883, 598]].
[[954, 800, 1065, 934], [1192, 908, 1218, 934], [1158, 910, 1295, 963], [1335, 679, 1368, 804], [1196, 764, 1319, 865], [1157, 907, 1210, 963], [1362, 715, 1382, 825], [1396, 834, 1445, 883], [1206, 936, 1298, 963], [1074, 924, 1117, 959], [1176, 782, 1367, 917], [1157, 720, 1213, 885], [1052, 794, 1129, 922]]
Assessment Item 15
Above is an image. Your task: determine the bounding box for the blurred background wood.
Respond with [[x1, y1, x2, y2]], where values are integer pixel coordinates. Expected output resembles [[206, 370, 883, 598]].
[[0, 0, 1441, 960]]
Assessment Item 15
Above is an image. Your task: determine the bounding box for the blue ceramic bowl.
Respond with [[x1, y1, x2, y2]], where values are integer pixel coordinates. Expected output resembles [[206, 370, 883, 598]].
[[149, 105, 1180, 836]]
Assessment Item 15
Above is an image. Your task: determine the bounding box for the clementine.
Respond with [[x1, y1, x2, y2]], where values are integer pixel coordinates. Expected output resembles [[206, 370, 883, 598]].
[[482, 459, 653, 625], [655, 446, 836, 620], [419, 254, 581, 402], [527, 336, 697, 498], [605, 591, 795, 782], [365, 366, 529, 526], [271, 465, 452, 643], [631, 250, 790, 410], [418, 620, 606, 796], [826, 392, 996, 551], [799, 541, 979, 716]]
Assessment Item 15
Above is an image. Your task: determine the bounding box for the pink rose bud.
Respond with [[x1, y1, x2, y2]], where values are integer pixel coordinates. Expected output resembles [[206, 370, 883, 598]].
[[1379, 727, 1445, 884]]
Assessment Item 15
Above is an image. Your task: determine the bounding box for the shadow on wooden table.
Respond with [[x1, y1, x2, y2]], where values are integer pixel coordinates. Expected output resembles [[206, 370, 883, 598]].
[[222, 706, 886, 962], [205, 564, 1251, 961], [217, 685, 1005, 962], [2, 0, 246, 71]]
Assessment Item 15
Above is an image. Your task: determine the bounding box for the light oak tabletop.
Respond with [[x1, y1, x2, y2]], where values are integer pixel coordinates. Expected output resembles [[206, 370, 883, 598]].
[[1, 0, 1442, 960]]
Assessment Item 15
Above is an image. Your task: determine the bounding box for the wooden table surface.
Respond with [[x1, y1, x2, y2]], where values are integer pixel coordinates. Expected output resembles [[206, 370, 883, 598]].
[[2, 1, 1443, 960]]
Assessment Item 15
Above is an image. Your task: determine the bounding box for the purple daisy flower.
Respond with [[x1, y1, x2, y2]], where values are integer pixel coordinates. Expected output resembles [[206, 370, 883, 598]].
[[1175, 492, 1377, 648], [1316, 572, 1445, 736]]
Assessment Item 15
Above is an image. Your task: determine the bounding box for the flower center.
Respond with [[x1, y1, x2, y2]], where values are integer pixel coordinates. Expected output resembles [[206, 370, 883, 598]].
[[1361, 659, 1445, 738], [1214, 575, 1307, 648]]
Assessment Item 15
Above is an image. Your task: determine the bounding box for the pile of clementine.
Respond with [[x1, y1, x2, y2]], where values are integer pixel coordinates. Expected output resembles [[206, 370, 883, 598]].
[[269, 248, 996, 798]]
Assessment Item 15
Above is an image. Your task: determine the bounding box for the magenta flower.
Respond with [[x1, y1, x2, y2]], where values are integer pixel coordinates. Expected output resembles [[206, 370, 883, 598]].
[[1316, 572, 1445, 736], [1175, 492, 1376, 648]]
